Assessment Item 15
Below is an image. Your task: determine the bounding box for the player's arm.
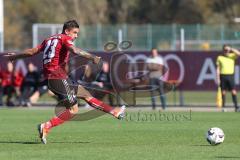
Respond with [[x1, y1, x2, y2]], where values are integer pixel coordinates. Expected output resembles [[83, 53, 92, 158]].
[[68, 46, 101, 64], [216, 66, 220, 85], [215, 56, 221, 86], [4, 47, 40, 61], [230, 47, 240, 56], [216, 65, 220, 85]]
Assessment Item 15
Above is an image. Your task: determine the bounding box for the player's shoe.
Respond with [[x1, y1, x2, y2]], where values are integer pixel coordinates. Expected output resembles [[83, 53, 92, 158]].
[[38, 123, 50, 144], [112, 105, 126, 120], [235, 107, 240, 112]]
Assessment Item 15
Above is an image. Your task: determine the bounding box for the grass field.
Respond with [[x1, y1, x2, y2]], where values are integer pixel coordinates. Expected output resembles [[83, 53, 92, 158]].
[[0, 107, 239, 160]]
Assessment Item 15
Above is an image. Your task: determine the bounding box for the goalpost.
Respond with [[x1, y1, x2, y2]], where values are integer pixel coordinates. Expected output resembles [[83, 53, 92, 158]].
[[0, 0, 4, 52], [32, 24, 62, 47]]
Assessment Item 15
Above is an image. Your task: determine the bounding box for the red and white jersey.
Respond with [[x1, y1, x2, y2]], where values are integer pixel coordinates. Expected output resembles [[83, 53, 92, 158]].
[[37, 34, 74, 79]]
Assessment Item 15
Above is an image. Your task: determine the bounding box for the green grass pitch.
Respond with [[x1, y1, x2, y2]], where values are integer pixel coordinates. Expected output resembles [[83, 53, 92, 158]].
[[0, 108, 239, 160]]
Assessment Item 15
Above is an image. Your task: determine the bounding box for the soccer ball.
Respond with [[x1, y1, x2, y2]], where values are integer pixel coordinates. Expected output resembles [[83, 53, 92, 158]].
[[206, 127, 225, 145]]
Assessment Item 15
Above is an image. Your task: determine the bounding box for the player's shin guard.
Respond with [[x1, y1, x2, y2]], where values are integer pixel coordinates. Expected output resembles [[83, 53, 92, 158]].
[[86, 97, 126, 119], [86, 97, 113, 113], [45, 109, 73, 129]]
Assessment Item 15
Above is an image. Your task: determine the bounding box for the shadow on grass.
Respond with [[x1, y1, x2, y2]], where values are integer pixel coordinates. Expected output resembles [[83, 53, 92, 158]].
[[51, 141, 90, 144], [190, 144, 212, 147], [0, 141, 90, 144], [215, 156, 240, 159], [0, 141, 40, 144]]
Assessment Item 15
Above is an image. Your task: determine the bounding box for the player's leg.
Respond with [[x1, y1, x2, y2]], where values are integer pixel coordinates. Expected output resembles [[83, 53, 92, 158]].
[[38, 103, 78, 144], [221, 90, 226, 108], [5, 86, 15, 106], [220, 75, 227, 108], [149, 78, 157, 110], [31, 80, 50, 104], [29, 91, 40, 104], [76, 84, 126, 119], [0, 86, 3, 106], [158, 80, 166, 110], [228, 75, 238, 111], [38, 79, 79, 144], [44, 101, 79, 128], [20, 86, 35, 107], [231, 89, 238, 111]]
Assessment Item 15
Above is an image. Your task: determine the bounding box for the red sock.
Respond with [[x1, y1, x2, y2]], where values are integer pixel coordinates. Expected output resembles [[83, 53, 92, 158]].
[[45, 109, 73, 129], [87, 97, 114, 113]]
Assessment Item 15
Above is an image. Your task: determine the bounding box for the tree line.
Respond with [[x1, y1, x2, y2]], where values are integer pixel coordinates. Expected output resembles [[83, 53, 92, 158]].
[[4, 0, 240, 50]]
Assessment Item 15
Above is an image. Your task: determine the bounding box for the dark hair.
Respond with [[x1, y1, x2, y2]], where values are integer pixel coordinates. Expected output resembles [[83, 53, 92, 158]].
[[62, 20, 79, 34], [223, 44, 231, 50], [151, 48, 157, 51], [27, 62, 34, 66]]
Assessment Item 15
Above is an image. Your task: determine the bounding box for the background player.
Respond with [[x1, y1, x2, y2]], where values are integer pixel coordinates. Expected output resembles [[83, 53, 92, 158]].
[[5, 20, 126, 144], [216, 44, 240, 112]]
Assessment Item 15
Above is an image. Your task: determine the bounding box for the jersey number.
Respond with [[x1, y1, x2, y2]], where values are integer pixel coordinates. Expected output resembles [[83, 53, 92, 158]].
[[43, 39, 58, 64]]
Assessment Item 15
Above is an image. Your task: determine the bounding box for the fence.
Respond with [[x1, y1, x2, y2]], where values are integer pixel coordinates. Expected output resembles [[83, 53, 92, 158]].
[[1, 50, 240, 107], [29, 24, 240, 107], [33, 24, 240, 51]]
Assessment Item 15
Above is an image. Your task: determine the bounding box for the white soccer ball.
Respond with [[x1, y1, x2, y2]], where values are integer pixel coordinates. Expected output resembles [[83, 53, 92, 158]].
[[206, 127, 225, 145]]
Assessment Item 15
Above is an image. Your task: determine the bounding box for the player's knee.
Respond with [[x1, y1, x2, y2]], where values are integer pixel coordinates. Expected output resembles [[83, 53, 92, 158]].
[[76, 85, 92, 98], [70, 103, 79, 114]]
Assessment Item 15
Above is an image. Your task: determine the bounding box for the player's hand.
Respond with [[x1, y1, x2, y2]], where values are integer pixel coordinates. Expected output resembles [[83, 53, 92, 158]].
[[3, 52, 16, 62], [93, 56, 101, 64], [97, 82, 104, 88]]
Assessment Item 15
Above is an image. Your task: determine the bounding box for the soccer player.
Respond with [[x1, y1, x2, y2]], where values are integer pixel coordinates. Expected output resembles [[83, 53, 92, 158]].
[[5, 20, 126, 144], [216, 45, 240, 112]]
